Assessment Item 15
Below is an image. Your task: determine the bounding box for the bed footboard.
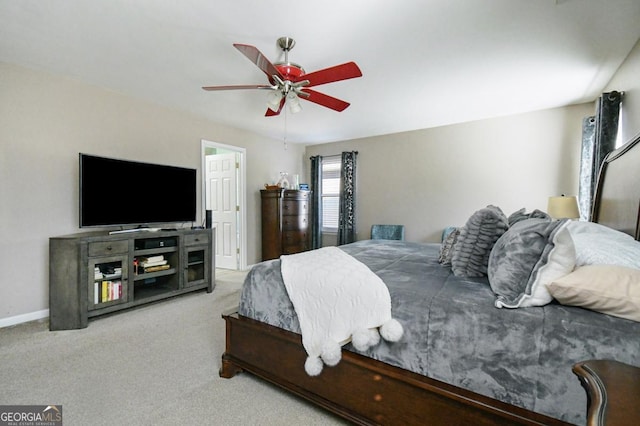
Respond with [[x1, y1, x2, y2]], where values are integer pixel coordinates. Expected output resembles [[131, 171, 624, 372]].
[[220, 311, 569, 426]]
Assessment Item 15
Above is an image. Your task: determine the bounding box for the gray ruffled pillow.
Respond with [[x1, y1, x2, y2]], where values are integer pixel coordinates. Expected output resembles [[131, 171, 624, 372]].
[[451, 205, 509, 277], [488, 218, 575, 308], [508, 208, 551, 226]]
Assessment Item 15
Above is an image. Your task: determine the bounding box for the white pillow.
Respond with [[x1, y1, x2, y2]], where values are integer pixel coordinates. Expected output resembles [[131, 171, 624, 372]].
[[547, 265, 640, 322], [566, 221, 640, 269], [525, 224, 575, 307]]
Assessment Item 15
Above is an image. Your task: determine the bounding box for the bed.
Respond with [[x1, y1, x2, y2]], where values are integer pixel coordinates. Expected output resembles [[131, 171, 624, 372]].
[[220, 134, 640, 425]]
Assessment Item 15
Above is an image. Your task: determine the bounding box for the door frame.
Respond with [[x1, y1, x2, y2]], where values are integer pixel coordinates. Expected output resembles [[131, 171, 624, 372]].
[[201, 139, 247, 271]]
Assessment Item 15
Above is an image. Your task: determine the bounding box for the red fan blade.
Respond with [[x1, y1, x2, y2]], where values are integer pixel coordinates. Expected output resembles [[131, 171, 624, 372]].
[[300, 89, 350, 112], [234, 43, 283, 82], [202, 85, 272, 91], [294, 62, 362, 87], [265, 97, 286, 117]]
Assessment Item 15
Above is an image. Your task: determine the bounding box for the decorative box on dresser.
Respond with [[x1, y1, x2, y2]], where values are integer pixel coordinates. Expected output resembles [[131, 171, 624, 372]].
[[260, 189, 310, 261]]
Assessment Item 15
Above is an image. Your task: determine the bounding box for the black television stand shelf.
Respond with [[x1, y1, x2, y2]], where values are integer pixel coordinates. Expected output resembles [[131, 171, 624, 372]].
[[49, 228, 215, 330]]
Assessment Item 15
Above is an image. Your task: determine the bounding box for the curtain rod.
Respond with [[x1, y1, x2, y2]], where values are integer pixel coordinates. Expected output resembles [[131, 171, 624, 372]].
[[309, 151, 358, 160]]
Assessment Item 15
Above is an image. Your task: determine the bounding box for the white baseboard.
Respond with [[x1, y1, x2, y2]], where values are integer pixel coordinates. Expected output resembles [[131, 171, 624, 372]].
[[0, 309, 49, 329]]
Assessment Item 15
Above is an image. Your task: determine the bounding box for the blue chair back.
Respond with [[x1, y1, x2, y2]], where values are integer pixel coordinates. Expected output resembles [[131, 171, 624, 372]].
[[371, 224, 405, 241]]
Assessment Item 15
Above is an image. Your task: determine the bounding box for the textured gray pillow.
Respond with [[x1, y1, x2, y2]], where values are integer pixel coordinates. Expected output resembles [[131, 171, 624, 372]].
[[507, 208, 551, 226], [488, 218, 574, 308], [451, 205, 509, 277], [438, 227, 460, 265]]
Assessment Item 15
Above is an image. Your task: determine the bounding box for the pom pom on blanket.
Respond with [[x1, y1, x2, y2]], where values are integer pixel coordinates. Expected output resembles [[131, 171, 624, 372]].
[[380, 318, 404, 342], [352, 328, 380, 351], [320, 340, 342, 366], [305, 322, 404, 376], [305, 356, 324, 376]]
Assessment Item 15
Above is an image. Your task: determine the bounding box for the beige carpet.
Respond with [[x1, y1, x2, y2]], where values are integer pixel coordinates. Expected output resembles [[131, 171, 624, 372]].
[[0, 270, 347, 425]]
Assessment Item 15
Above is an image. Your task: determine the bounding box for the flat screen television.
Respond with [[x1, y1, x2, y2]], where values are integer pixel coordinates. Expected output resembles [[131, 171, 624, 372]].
[[79, 153, 197, 228]]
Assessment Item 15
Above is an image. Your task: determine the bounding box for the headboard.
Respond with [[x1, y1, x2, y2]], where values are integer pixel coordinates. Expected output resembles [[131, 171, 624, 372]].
[[592, 132, 640, 240]]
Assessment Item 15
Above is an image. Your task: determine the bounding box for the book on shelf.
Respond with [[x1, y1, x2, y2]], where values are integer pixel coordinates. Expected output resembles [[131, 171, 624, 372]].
[[143, 255, 165, 263], [141, 264, 171, 273], [95, 280, 122, 304], [135, 256, 170, 274], [142, 260, 167, 267]]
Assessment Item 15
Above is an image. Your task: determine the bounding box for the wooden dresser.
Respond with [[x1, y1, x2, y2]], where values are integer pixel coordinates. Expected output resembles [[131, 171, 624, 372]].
[[260, 189, 310, 261]]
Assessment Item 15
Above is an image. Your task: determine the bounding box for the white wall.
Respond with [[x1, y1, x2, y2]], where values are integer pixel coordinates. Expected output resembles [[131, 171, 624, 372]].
[[0, 62, 306, 323], [605, 38, 640, 143], [3, 36, 639, 324], [306, 103, 593, 243], [304, 38, 640, 246]]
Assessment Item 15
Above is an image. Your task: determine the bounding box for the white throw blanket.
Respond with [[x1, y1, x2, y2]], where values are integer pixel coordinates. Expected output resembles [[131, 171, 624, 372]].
[[280, 247, 403, 376]]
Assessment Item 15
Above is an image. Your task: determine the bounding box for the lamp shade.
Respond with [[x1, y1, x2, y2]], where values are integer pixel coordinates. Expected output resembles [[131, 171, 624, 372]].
[[547, 195, 580, 219]]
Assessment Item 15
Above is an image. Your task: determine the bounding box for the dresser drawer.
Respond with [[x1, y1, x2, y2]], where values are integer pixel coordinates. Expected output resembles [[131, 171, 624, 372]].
[[282, 200, 308, 215], [283, 230, 309, 246], [283, 243, 309, 255], [284, 190, 309, 200], [184, 232, 210, 246], [282, 215, 309, 231], [88, 240, 128, 257]]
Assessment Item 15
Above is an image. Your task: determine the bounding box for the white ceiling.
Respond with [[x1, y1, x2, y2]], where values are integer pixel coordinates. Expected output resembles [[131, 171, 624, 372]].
[[1, 0, 640, 144]]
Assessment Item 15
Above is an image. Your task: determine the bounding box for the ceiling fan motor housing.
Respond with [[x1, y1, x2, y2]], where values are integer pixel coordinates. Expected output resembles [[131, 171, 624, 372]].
[[273, 63, 305, 82]]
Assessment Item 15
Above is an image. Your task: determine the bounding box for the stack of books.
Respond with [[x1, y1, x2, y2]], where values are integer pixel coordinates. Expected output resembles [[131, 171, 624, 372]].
[[136, 255, 170, 274], [95, 280, 122, 304]]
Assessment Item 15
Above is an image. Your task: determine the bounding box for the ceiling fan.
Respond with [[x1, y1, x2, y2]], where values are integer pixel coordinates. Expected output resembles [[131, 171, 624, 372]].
[[202, 37, 362, 117]]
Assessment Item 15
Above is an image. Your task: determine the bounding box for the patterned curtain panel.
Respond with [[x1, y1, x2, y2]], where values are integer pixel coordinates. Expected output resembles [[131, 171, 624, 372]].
[[578, 91, 623, 221], [578, 116, 596, 221], [309, 155, 322, 249], [337, 151, 358, 245]]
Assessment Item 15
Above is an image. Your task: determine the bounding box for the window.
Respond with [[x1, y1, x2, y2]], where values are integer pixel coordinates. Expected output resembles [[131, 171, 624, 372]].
[[321, 156, 341, 231]]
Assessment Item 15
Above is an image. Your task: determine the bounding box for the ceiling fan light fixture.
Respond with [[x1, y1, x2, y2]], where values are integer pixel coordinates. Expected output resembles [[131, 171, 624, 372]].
[[267, 91, 283, 112], [287, 93, 302, 114]]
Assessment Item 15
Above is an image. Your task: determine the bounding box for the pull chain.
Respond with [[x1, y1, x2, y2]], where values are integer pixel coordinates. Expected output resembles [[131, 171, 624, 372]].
[[283, 108, 288, 151]]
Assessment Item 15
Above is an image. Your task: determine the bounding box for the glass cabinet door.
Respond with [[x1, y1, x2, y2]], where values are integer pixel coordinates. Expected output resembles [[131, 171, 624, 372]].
[[184, 246, 209, 288], [88, 255, 129, 310]]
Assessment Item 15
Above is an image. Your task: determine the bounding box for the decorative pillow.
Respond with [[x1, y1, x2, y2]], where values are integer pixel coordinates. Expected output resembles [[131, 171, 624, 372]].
[[441, 226, 458, 242], [488, 218, 575, 308], [566, 221, 640, 269], [438, 227, 460, 266], [451, 205, 509, 277], [547, 265, 640, 322], [507, 208, 551, 226]]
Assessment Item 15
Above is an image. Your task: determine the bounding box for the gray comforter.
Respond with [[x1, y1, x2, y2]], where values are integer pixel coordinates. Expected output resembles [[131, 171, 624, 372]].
[[239, 240, 640, 424]]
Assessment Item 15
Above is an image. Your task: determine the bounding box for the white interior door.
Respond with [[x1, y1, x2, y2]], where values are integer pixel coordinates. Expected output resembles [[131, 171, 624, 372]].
[[205, 153, 238, 269]]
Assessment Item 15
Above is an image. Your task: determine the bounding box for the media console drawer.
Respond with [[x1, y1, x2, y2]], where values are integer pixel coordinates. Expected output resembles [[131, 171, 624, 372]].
[[88, 240, 129, 257], [184, 233, 210, 246]]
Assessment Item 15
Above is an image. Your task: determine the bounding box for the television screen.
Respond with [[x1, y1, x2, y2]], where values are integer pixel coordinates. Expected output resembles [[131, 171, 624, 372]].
[[80, 154, 197, 228]]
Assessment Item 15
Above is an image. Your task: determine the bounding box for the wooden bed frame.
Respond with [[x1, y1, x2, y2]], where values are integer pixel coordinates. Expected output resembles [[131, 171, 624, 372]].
[[220, 133, 640, 425]]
